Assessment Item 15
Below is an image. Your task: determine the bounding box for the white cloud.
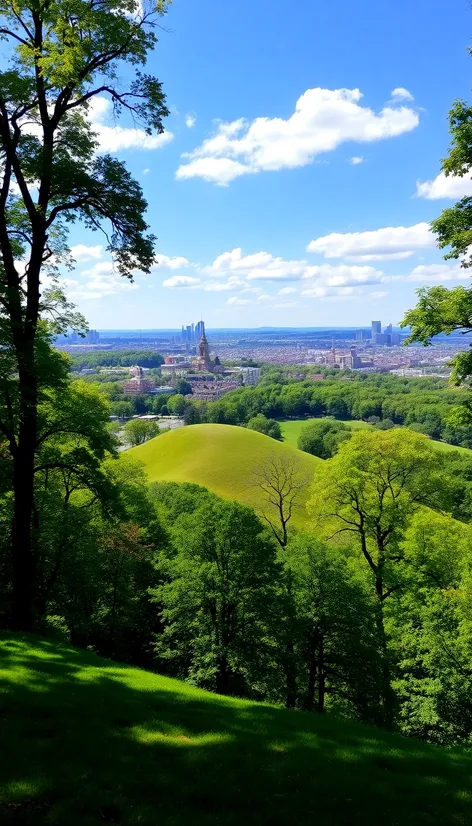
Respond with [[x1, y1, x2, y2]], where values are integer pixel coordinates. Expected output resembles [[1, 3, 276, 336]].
[[142, 168, 150, 175], [278, 286, 298, 295], [416, 171, 472, 200], [307, 222, 434, 261], [301, 285, 362, 299], [391, 87, 414, 102], [204, 247, 307, 281], [162, 275, 201, 288], [203, 278, 247, 292], [349, 156, 364, 165], [89, 97, 174, 153], [153, 254, 192, 271], [185, 114, 196, 128], [79, 261, 139, 298], [70, 244, 103, 262], [176, 87, 419, 185], [274, 301, 297, 308], [391, 263, 469, 283], [227, 296, 252, 305], [303, 264, 385, 287]]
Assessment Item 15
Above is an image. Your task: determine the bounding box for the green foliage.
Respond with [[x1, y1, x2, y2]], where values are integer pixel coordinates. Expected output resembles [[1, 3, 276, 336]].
[[247, 413, 282, 440], [123, 418, 160, 447], [167, 393, 187, 416], [297, 418, 351, 458], [152, 493, 280, 695], [70, 351, 165, 371]]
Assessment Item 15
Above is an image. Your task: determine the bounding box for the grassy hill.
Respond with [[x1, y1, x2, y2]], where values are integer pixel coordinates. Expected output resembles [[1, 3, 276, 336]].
[[1, 634, 471, 826], [129, 424, 321, 522]]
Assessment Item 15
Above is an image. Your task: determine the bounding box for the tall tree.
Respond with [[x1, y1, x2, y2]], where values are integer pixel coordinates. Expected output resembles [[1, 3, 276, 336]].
[[308, 429, 448, 723], [401, 74, 472, 381], [0, 0, 170, 628]]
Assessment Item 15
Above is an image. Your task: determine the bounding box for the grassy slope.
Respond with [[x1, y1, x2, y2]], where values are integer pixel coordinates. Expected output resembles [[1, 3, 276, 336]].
[[281, 418, 371, 447], [280, 418, 472, 455], [1, 635, 472, 826], [129, 424, 321, 522]]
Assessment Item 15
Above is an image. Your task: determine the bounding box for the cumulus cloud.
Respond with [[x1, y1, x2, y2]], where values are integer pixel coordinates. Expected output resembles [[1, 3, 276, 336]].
[[278, 286, 298, 295], [89, 97, 174, 153], [153, 254, 192, 271], [185, 114, 196, 128], [71, 260, 139, 299], [390, 263, 469, 283], [391, 87, 414, 102], [303, 264, 385, 287], [176, 87, 419, 185], [307, 223, 434, 261], [227, 296, 252, 305], [416, 171, 472, 200], [162, 275, 201, 288], [70, 244, 103, 262], [349, 156, 364, 165], [203, 247, 307, 281]]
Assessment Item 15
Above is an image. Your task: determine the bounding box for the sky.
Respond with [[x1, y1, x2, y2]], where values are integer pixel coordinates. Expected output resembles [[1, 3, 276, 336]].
[[59, 0, 472, 329]]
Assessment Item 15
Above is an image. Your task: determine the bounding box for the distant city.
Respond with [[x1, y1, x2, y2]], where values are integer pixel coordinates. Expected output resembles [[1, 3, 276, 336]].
[[56, 318, 467, 379]]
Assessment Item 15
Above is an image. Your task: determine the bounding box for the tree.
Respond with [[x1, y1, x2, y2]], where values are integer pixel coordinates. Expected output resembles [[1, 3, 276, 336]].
[[286, 534, 381, 718], [253, 455, 311, 548], [247, 413, 282, 440], [152, 496, 280, 695], [123, 418, 160, 447], [401, 81, 472, 382], [167, 393, 187, 417], [308, 429, 448, 723], [175, 378, 192, 396], [297, 419, 351, 459], [0, 0, 170, 629]]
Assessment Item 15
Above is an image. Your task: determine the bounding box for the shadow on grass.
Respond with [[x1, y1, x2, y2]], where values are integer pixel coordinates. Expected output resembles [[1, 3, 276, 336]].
[[0, 633, 472, 826]]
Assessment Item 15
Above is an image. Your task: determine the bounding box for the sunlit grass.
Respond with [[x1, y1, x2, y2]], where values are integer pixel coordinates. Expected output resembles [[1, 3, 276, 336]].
[[0, 633, 472, 825], [127, 423, 320, 523]]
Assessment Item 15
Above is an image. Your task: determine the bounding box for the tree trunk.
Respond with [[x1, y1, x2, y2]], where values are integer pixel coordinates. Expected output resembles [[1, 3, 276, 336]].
[[11, 361, 37, 630], [317, 636, 325, 713], [375, 575, 394, 727], [215, 654, 230, 695], [284, 638, 297, 709], [304, 635, 317, 711]]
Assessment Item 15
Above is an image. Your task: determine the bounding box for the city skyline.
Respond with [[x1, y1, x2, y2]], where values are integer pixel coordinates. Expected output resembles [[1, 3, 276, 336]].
[[47, 0, 472, 329]]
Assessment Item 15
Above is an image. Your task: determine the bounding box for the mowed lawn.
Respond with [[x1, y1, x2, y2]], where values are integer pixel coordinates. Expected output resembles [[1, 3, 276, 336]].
[[280, 418, 373, 447], [128, 424, 321, 524], [280, 418, 472, 455], [1, 634, 472, 826]]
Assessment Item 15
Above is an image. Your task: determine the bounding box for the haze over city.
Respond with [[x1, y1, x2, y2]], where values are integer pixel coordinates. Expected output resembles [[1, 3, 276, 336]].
[[54, 0, 472, 330]]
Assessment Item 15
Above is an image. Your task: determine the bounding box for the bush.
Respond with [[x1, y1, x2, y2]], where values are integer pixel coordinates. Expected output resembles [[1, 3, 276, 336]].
[[298, 419, 351, 459], [247, 414, 282, 440]]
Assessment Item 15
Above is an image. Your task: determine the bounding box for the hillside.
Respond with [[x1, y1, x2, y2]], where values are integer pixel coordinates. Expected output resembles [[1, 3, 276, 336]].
[[0, 634, 471, 826], [129, 424, 321, 521]]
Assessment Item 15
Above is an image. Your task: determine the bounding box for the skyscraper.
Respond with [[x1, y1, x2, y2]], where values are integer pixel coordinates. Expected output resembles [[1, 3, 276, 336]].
[[371, 320, 382, 343], [195, 320, 205, 341]]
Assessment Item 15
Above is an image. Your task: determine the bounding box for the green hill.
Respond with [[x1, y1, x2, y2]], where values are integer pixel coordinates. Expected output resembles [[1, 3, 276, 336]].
[[0, 634, 471, 826], [128, 424, 321, 521]]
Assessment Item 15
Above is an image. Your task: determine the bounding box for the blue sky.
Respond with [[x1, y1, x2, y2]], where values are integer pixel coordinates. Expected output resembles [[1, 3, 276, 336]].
[[62, 0, 472, 329]]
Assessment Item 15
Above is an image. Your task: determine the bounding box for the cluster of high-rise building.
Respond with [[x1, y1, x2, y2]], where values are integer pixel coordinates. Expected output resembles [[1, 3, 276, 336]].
[[368, 321, 401, 346], [181, 320, 205, 346]]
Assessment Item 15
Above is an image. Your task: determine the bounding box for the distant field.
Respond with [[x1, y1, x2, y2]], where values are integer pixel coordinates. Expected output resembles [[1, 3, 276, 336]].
[[280, 418, 472, 456], [280, 417, 373, 447], [128, 424, 321, 523]]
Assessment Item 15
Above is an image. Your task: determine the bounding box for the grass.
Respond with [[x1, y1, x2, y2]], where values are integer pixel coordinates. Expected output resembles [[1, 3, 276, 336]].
[[128, 424, 321, 522], [280, 418, 472, 455], [280, 418, 373, 447], [1, 634, 472, 826]]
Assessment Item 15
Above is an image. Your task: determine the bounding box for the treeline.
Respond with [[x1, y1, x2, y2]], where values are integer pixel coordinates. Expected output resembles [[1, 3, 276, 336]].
[[181, 372, 472, 448], [69, 350, 165, 370]]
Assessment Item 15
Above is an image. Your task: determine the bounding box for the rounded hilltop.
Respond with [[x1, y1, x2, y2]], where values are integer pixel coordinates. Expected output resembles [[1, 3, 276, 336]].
[[127, 423, 321, 522]]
